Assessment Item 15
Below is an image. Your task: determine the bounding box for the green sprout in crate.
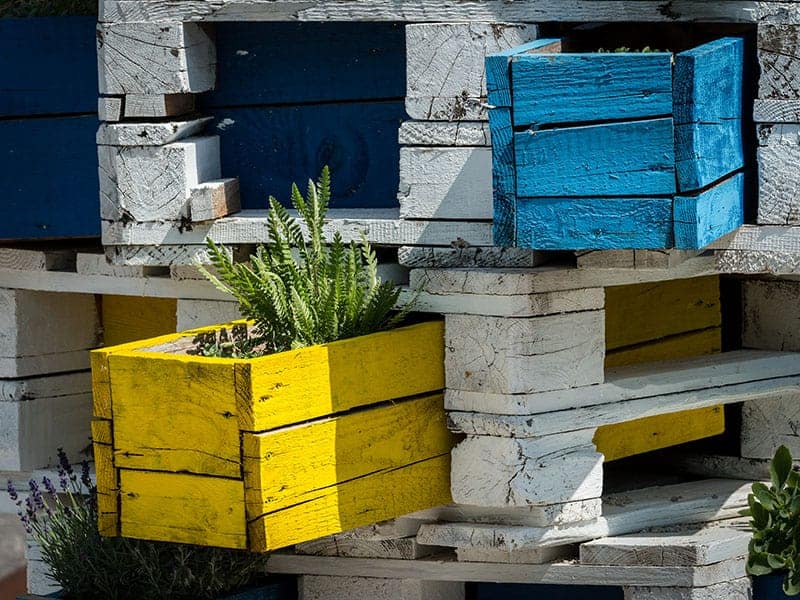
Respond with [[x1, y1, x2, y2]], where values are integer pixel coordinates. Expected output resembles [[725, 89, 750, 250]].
[[745, 445, 800, 597], [197, 166, 411, 357], [5, 450, 273, 599]]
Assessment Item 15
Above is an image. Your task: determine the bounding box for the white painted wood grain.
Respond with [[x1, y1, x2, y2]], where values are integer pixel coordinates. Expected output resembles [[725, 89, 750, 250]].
[[399, 147, 492, 219], [296, 536, 438, 560], [741, 392, 800, 459], [444, 311, 605, 394], [398, 246, 545, 269], [754, 99, 800, 122], [716, 249, 800, 274], [100, 1, 800, 24], [415, 287, 604, 318], [176, 298, 241, 331], [99, 135, 221, 222], [759, 24, 800, 101], [623, 577, 752, 600], [757, 124, 800, 224], [457, 546, 573, 564], [743, 279, 800, 350], [300, 576, 464, 600], [97, 22, 215, 94], [124, 93, 195, 118], [0, 248, 75, 272], [75, 252, 152, 277], [189, 178, 241, 222], [451, 430, 604, 508], [445, 350, 800, 416], [671, 453, 771, 481], [399, 121, 491, 147], [98, 96, 123, 121], [96, 118, 212, 146], [406, 22, 537, 121]]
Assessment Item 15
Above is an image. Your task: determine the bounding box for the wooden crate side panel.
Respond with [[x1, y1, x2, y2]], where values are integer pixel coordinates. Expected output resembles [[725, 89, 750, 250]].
[[595, 405, 725, 462], [515, 197, 673, 250], [91, 350, 113, 419], [674, 172, 745, 249], [242, 394, 453, 514], [514, 119, 677, 197], [488, 108, 516, 247], [0, 17, 97, 117], [243, 322, 444, 431], [108, 354, 241, 478], [101, 295, 178, 346], [511, 53, 673, 127], [119, 470, 246, 549], [91, 419, 119, 536], [485, 38, 563, 109], [248, 455, 451, 552], [605, 276, 722, 352], [674, 120, 744, 194]]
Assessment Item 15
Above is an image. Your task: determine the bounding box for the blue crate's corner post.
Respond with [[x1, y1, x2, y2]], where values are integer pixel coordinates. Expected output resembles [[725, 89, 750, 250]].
[[95, 20, 241, 255]]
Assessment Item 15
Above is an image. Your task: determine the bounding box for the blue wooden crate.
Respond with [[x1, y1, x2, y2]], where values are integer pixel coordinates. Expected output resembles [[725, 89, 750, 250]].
[[487, 37, 746, 250]]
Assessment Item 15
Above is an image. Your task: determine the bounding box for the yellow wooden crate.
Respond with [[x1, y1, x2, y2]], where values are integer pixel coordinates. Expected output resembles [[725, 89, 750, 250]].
[[596, 276, 725, 461], [91, 320, 453, 551]]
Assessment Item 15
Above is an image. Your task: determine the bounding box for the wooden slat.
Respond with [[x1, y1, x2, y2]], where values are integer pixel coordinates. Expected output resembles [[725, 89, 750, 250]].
[[91, 419, 119, 537], [674, 172, 744, 249], [109, 354, 241, 478], [514, 119, 676, 197], [120, 470, 246, 548], [515, 197, 673, 250], [605, 328, 721, 368], [248, 455, 451, 551], [511, 53, 673, 127], [101, 295, 177, 346], [238, 321, 444, 431], [488, 108, 517, 247]]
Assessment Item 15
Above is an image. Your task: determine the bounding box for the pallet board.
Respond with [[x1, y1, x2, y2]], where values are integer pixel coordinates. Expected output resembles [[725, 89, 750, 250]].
[[489, 36, 745, 250]]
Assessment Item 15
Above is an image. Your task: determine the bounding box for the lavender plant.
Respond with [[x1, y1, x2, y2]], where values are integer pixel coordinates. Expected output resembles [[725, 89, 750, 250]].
[[7, 449, 270, 599]]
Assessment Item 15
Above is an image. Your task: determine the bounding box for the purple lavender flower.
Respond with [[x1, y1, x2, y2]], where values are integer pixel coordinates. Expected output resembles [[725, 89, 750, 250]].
[[17, 510, 31, 534], [42, 476, 57, 497], [6, 480, 18, 502], [24, 496, 38, 523], [28, 480, 44, 510], [57, 447, 76, 482], [80, 460, 92, 489]]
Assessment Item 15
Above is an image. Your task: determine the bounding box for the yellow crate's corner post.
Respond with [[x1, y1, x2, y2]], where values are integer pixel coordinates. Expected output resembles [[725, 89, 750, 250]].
[[91, 418, 119, 537]]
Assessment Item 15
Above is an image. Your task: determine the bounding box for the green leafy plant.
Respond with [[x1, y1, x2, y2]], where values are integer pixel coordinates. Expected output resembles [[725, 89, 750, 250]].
[[199, 167, 409, 356], [6, 449, 269, 599], [745, 445, 800, 596]]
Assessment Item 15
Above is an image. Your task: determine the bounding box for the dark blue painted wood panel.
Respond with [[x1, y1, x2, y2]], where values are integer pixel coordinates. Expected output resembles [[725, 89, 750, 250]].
[[489, 107, 516, 247], [514, 118, 676, 197], [511, 53, 673, 127], [199, 22, 406, 108], [469, 582, 624, 599], [0, 115, 100, 240], [674, 172, 744, 249], [516, 197, 673, 250], [753, 574, 794, 599], [206, 101, 405, 209], [0, 17, 98, 117]]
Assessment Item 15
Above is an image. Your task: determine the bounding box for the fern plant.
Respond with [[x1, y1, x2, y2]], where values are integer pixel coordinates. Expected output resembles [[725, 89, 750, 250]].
[[199, 167, 409, 355]]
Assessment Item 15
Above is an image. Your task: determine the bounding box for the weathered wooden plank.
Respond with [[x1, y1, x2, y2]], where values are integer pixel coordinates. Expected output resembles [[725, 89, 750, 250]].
[[716, 250, 800, 275], [511, 53, 673, 126], [741, 392, 800, 459], [248, 455, 451, 552], [102, 209, 495, 247], [398, 246, 545, 269], [674, 173, 745, 248], [297, 536, 437, 560], [444, 311, 605, 394], [514, 119, 677, 197], [124, 93, 195, 118], [759, 24, 800, 100], [605, 276, 721, 353], [76, 252, 150, 277], [671, 453, 771, 481], [100, 1, 800, 24], [0, 17, 97, 117], [0, 289, 99, 378], [577, 250, 699, 270], [300, 576, 464, 600], [176, 299, 241, 331], [238, 321, 444, 431], [406, 23, 538, 121], [515, 197, 674, 250], [606, 328, 722, 369], [710, 225, 800, 252], [398, 122, 490, 147], [754, 99, 800, 122], [451, 430, 604, 508], [0, 248, 75, 272], [624, 577, 752, 600], [581, 525, 750, 567], [91, 418, 119, 536], [189, 178, 241, 222], [97, 22, 215, 95], [419, 479, 753, 551], [743, 279, 800, 351], [109, 354, 241, 477], [98, 96, 123, 122], [0, 115, 99, 240], [445, 350, 800, 416], [101, 294, 177, 346], [757, 124, 800, 225], [593, 406, 725, 462], [415, 288, 604, 318], [0, 372, 92, 471], [457, 546, 573, 565], [242, 395, 452, 515], [399, 147, 492, 219], [119, 470, 246, 548], [96, 118, 212, 146], [488, 107, 516, 247]]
